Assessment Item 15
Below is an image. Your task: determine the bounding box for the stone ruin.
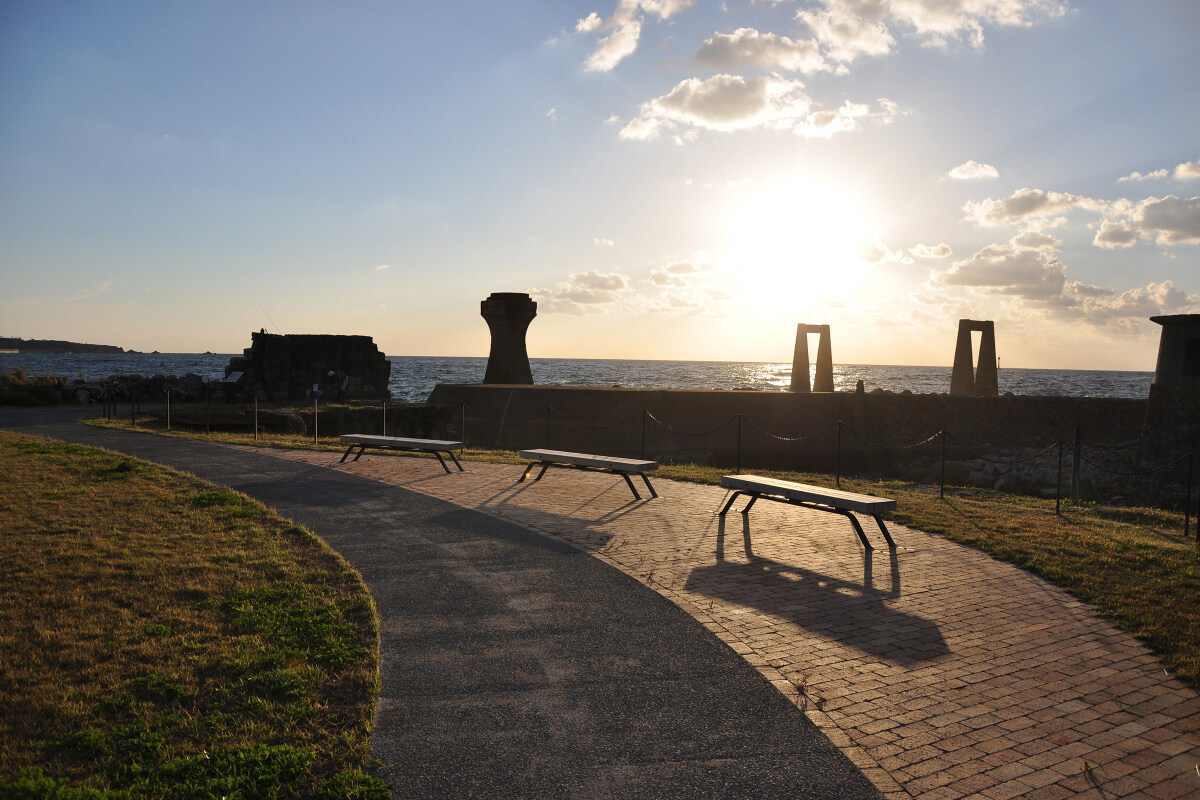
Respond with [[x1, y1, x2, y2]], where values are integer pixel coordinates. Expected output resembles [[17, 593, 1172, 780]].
[[223, 332, 391, 402], [481, 293, 537, 385], [790, 323, 834, 392], [1141, 314, 1200, 463], [950, 319, 998, 396]]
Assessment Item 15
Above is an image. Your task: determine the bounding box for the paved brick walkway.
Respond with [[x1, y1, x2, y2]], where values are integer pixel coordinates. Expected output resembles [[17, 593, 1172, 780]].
[[268, 448, 1200, 799]]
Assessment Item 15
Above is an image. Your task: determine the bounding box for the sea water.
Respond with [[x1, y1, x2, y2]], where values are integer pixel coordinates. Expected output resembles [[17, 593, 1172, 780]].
[[0, 352, 1154, 404]]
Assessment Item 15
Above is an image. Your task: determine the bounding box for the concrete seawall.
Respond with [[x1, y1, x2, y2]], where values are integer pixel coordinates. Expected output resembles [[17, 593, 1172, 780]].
[[427, 384, 1148, 474]]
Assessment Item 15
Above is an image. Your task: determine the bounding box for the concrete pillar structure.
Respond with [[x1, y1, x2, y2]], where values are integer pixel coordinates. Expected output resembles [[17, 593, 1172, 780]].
[[1141, 314, 1200, 462], [481, 293, 537, 385], [950, 319, 998, 396], [791, 324, 834, 393]]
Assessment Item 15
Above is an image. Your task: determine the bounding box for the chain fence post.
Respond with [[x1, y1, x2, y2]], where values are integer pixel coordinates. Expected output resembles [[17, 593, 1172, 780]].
[[205, 386, 211, 435], [1071, 426, 1082, 503], [165, 387, 171, 432], [1056, 441, 1064, 516], [836, 419, 843, 488], [939, 429, 947, 499], [641, 409, 647, 460], [1186, 453, 1194, 539], [736, 413, 743, 475], [131, 388, 136, 428], [462, 404, 467, 447], [546, 406, 551, 449], [382, 398, 387, 436], [314, 395, 319, 445], [254, 396, 258, 443]]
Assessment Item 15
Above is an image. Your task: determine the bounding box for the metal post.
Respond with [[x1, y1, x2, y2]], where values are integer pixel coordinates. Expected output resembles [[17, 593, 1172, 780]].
[[835, 419, 843, 488], [205, 387, 210, 435], [254, 396, 259, 442], [1056, 441, 1064, 516], [641, 409, 647, 460], [165, 388, 171, 431], [1186, 453, 1194, 539], [939, 429, 947, 499], [461, 404, 467, 446], [736, 413, 742, 475], [131, 389, 136, 428], [546, 406, 551, 449], [382, 399, 387, 435], [1071, 426, 1082, 503], [314, 396, 319, 445]]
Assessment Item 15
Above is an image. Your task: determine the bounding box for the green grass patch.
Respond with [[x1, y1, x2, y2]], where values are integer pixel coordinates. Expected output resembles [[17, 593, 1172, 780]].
[[0, 431, 388, 799]]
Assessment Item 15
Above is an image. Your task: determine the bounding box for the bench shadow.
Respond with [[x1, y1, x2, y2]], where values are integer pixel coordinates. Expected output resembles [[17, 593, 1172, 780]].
[[684, 515, 949, 666]]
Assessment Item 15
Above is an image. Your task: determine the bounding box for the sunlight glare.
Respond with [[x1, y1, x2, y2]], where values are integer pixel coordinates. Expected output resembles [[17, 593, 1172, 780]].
[[721, 180, 875, 299]]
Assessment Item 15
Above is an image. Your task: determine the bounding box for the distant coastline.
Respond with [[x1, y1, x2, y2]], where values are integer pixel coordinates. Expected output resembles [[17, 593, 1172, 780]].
[[0, 337, 126, 354]]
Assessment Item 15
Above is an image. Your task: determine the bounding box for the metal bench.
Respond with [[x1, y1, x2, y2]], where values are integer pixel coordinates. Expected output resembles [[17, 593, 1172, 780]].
[[339, 434, 464, 473], [719, 474, 896, 549], [518, 448, 659, 500]]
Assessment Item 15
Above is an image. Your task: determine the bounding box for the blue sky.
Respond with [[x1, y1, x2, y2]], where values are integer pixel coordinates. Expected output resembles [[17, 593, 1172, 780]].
[[1, 1, 1197, 369]]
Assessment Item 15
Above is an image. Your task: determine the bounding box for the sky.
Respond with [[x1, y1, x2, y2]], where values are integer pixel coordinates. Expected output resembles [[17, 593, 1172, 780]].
[[1, 1, 1198, 370]]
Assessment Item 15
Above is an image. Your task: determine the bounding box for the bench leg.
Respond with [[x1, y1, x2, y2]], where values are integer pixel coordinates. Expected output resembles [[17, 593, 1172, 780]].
[[873, 515, 896, 548], [340, 445, 356, 464], [619, 472, 642, 500], [446, 450, 464, 472], [833, 508, 873, 550], [519, 462, 551, 483], [640, 473, 658, 499], [740, 494, 759, 515], [352, 445, 367, 462], [718, 491, 745, 516], [432, 451, 452, 474]]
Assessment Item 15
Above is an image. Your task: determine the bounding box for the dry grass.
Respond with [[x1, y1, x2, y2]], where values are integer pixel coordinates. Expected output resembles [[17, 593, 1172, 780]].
[[0, 431, 387, 798]]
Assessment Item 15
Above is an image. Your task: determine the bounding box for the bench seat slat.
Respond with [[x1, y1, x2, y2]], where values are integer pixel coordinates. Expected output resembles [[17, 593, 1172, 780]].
[[519, 449, 657, 473], [341, 434, 463, 449], [722, 475, 894, 514]]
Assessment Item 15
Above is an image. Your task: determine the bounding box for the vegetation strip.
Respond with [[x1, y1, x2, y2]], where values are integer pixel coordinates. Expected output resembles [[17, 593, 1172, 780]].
[[81, 414, 1200, 692], [0, 431, 388, 799]]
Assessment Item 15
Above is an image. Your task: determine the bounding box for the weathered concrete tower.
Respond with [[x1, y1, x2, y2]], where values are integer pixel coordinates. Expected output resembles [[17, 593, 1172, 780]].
[[481, 293, 537, 385], [1141, 314, 1200, 462], [950, 319, 998, 396], [791, 324, 834, 392]]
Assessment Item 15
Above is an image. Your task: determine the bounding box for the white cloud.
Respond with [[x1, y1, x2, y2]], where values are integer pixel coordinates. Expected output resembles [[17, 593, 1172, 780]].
[[910, 242, 953, 258], [860, 240, 912, 264], [1134, 195, 1200, 245], [532, 269, 630, 314], [620, 73, 894, 141], [796, 6, 896, 63], [796, 0, 1067, 62], [937, 244, 1069, 301], [1118, 168, 1168, 183], [694, 27, 830, 74], [592, 237, 615, 246], [576, 12, 603, 33], [374, 264, 390, 271], [1010, 230, 1061, 252], [546, 108, 557, 122], [1092, 219, 1143, 249], [649, 258, 712, 285], [1176, 160, 1200, 180], [947, 160, 999, 180], [580, 0, 696, 72], [965, 187, 1107, 226]]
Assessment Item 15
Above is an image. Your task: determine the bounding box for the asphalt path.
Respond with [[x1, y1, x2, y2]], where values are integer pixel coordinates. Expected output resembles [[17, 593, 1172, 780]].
[[1, 407, 882, 799]]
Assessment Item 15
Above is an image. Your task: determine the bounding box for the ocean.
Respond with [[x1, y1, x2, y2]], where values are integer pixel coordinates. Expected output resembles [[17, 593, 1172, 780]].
[[0, 352, 1154, 404]]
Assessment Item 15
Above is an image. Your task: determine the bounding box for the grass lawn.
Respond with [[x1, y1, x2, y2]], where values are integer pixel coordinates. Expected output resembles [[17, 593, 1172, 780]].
[[0, 431, 388, 799], [81, 414, 1200, 694]]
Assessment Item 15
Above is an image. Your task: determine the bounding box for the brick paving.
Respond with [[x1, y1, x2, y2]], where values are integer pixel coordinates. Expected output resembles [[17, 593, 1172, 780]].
[[266, 448, 1200, 799]]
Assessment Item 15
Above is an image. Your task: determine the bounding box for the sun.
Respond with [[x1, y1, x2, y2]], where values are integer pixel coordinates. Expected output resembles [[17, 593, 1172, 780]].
[[720, 178, 877, 296]]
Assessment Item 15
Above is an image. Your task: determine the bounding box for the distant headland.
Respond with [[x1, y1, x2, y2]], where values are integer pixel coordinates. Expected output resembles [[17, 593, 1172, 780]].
[[0, 337, 127, 354]]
